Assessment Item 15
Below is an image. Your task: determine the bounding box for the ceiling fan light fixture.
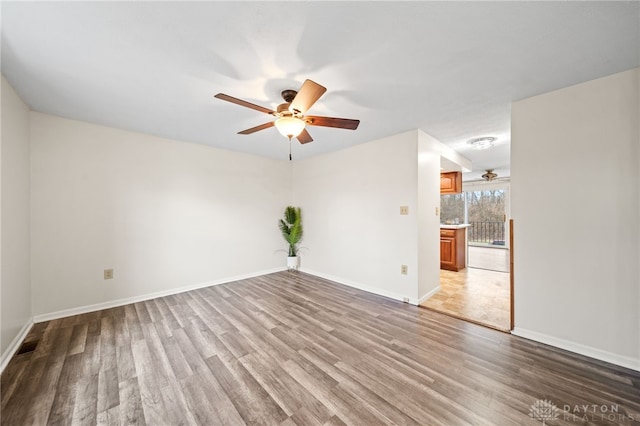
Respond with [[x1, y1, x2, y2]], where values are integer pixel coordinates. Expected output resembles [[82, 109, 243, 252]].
[[481, 169, 498, 181], [467, 136, 496, 150], [275, 116, 305, 138]]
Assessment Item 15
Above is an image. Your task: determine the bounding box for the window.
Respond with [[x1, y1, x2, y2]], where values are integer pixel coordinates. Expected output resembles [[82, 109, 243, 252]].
[[440, 193, 465, 224], [440, 187, 509, 246], [467, 190, 506, 245]]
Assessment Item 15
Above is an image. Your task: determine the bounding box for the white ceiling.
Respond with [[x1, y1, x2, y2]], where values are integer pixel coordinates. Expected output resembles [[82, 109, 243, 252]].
[[2, 2, 638, 181]]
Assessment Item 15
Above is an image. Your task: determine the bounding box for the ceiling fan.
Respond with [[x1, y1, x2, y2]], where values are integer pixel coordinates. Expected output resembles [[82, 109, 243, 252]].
[[214, 79, 359, 159]]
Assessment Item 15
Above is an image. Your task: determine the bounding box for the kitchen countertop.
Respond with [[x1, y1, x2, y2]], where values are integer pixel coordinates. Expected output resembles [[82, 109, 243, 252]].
[[440, 224, 471, 229]]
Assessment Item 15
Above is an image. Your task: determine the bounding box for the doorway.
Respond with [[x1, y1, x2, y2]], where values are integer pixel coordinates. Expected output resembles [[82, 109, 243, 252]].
[[423, 182, 512, 332]]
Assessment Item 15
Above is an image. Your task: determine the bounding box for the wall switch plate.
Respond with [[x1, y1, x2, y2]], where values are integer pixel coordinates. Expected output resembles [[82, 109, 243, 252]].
[[401, 265, 408, 275], [435, 206, 440, 216], [400, 206, 409, 215], [104, 269, 114, 280]]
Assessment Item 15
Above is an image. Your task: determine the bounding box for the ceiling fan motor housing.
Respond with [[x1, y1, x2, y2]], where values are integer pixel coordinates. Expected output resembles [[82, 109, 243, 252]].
[[281, 89, 297, 103]]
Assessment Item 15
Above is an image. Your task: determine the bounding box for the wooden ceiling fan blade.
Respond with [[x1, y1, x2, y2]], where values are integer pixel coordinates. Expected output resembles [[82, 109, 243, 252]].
[[238, 121, 274, 135], [289, 80, 326, 114], [306, 115, 360, 130], [214, 93, 275, 115], [297, 128, 313, 144]]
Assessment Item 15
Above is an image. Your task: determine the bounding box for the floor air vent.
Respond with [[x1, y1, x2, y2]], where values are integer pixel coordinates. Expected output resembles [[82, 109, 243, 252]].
[[16, 340, 38, 355]]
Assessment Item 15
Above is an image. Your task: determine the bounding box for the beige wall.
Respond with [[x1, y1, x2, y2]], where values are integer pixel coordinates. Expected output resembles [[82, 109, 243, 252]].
[[292, 129, 446, 303], [30, 112, 292, 318], [292, 131, 420, 301], [1, 76, 32, 361], [511, 67, 640, 370]]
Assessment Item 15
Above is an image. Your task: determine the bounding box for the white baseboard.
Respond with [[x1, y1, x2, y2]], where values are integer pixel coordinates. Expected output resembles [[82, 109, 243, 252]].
[[33, 267, 286, 323], [512, 327, 640, 372], [1, 318, 34, 374], [300, 268, 420, 305], [417, 285, 441, 304]]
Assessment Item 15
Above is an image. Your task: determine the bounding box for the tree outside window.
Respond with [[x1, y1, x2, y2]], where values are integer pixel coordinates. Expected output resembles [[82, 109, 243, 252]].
[[440, 190, 506, 245]]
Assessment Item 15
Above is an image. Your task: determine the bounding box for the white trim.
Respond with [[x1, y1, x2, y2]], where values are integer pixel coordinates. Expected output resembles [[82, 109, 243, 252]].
[[33, 267, 286, 323], [512, 327, 640, 372], [1, 319, 34, 374], [418, 285, 441, 305], [462, 179, 511, 192], [300, 268, 421, 305]]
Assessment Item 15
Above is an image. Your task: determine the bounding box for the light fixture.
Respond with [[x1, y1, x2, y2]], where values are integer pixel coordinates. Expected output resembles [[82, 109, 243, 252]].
[[275, 117, 305, 138], [467, 136, 496, 150], [481, 169, 498, 181]]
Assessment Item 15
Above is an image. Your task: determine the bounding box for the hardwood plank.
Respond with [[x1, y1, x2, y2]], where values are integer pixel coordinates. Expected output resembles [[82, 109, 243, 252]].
[[130, 338, 169, 424], [118, 377, 146, 425], [178, 374, 224, 425], [25, 358, 66, 425], [97, 316, 119, 414], [124, 304, 145, 342], [205, 354, 288, 425], [0, 356, 29, 412], [158, 335, 194, 381], [67, 322, 89, 355], [46, 366, 83, 426], [116, 343, 137, 384], [323, 416, 348, 426], [157, 379, 198, 426], [111, 307, 132, 347], [134, 301, 153, 325], [71, 371, 99, 426], [152, 297, 181, 331], [289, 397, 333, 426], [96, 405, 120, 426], [240, 355, 319, 416]]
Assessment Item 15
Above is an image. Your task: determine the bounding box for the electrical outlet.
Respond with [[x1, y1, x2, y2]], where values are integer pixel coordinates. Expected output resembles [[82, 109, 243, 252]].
[[402, 297, 410, 303], [401, 264, 408, 275], [104, 269, 114, 280], [400, 206, 409, 215]]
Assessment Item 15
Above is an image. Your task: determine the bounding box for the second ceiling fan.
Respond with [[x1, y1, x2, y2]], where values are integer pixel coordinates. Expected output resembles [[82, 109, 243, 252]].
[[214, 79, 360, 148]]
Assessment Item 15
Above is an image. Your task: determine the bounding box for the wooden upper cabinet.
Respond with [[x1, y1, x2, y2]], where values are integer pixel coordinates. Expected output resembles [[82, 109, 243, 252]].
[[440, 171, 462, 194]]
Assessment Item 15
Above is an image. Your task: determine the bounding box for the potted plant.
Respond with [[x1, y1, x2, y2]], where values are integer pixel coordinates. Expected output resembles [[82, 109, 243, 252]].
[[279, 206, 302, 270]]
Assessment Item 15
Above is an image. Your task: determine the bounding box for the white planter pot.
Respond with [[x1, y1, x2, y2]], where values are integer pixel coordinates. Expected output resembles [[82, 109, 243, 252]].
[[287, 256, 299, 271]]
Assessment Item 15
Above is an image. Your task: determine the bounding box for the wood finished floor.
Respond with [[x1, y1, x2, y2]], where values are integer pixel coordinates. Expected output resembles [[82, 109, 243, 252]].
[[423, 268, 511, 332], [2, 271, 639, 425]]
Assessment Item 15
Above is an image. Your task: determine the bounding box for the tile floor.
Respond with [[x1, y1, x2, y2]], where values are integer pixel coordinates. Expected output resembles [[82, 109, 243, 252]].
[[422, 246, 511, 331]]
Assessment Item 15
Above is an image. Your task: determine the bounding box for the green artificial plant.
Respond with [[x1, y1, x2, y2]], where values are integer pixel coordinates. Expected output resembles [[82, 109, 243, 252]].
[[279, 206, 303, 257]]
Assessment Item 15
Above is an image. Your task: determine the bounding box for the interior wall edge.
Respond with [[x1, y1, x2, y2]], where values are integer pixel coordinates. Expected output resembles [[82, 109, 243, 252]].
[[0, 74, 32, 358], [417, 285, 441, 305], [512, 327, 640, 373]]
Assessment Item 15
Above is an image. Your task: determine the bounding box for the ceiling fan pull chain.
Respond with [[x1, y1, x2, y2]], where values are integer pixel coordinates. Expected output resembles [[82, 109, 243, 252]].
[[288, 136, 292, 161]]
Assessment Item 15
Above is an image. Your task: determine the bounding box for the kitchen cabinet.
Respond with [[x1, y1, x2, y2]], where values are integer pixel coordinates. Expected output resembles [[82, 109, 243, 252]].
[[440, 227, 466, 271], [440, 171, 462, 194]]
